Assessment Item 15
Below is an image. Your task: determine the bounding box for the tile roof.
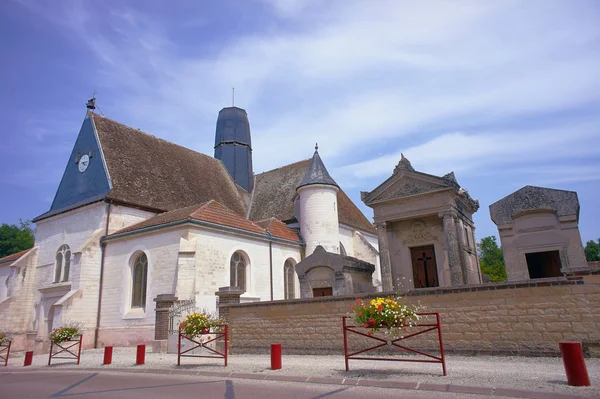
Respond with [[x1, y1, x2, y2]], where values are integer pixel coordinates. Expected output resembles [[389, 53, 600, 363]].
[[257, 218, 301, 243], [0, 249, 31, 265], [112, 200, 271, 238], [250, 160, 376, 233], [91, 113, 249, 216]]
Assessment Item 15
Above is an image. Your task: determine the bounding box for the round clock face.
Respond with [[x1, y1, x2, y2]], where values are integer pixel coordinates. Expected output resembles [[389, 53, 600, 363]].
[[78, 154, 90, 173]]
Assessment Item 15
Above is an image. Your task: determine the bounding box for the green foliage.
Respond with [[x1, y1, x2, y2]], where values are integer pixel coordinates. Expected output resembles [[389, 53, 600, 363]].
[[584, 239, 600, 262], [477, 236, 507, 282], [0, 219, 35, 258]]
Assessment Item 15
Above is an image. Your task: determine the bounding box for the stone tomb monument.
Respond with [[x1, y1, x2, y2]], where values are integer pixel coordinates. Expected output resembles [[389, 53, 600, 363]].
[[361, 155, 481, 291], [490, 185, 588, 280], [295, 245, 375, 298]]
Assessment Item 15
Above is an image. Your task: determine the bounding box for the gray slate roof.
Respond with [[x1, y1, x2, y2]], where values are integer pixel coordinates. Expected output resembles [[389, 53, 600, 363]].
[[297, 146, 339, 189]]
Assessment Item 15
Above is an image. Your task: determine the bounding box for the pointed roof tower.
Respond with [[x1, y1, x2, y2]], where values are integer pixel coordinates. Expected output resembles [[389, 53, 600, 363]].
[[297, 143, 339, 190]]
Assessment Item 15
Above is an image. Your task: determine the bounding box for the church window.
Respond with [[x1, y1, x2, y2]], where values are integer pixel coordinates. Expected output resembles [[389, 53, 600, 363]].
[[230, 252, 247, 292], [339, 242, 347, 256], [54, 245, 71, 283], [284, 259, 296, 299], [131, 253, 148, 309]]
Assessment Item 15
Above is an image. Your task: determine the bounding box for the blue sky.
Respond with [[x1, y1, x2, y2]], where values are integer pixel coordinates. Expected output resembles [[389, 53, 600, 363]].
[[0, 0, 599, 244]]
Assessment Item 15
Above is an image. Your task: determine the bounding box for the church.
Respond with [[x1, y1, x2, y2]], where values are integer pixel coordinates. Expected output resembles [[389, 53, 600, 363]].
[[0, 102, 381, 350]]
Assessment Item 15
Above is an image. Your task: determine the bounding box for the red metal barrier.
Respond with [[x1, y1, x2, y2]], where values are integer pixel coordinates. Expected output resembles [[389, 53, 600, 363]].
[[559, 342, 591, 386], [48, 335, 83, 366], [343, 313, 446, 376], [103, 346, 113, 365], [24, 351, 33, 367], [177, 324, 228, 367], [0, 340, 11, 366], [136, 345, 145, 365], [271, 344, 282, 370]]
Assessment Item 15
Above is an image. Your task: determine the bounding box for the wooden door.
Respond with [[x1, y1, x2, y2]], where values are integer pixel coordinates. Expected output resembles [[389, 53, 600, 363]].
[[410, 246, 439, 288], [313, 287, 333, 297]]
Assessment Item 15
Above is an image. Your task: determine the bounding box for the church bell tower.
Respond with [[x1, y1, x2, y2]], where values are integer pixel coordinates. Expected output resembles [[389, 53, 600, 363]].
[[214, 107, 254, 192]]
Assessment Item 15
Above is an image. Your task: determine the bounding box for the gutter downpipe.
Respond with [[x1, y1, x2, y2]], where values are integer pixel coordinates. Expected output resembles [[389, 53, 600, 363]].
[[268, 234, 273, 301], [94, 200, 111, 348]]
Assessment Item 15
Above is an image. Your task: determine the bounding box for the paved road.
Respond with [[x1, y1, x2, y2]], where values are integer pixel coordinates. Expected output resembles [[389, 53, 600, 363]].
[[0, 370, 492, 398]]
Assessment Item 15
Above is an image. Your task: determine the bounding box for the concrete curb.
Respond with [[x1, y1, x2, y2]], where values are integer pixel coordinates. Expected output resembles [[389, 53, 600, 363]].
[[1, 367, 587, 399]]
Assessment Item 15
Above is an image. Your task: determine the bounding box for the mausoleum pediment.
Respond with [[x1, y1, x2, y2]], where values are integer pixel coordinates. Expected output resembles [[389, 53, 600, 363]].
[[366, 175, 449, 204]]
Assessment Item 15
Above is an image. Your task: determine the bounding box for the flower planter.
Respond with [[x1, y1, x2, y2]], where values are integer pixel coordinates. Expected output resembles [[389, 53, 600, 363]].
[[177, 325, 228, 367], [342, 312, 446, 376], [48, 334, 83, 366]]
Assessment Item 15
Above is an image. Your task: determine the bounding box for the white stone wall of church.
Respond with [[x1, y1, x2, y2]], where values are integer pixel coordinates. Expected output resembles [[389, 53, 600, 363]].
[[108, 205, 156, 234], [191, 228, 301, 312], [0, 249, 39, 351], [35, 202, 107, 274], [25, 202, 158, 348], [363, 232, 382, 291], [298, 185, 339, 255], [338, 225, 382, 291], [270, 244, 302, 300], [32, 202, 107, 343], [100, 228, 182, 330], [338, 225, 354, 256]]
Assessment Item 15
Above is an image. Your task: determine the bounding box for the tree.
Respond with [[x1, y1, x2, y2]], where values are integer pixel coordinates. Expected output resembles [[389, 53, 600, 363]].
[[584, 239, 600, 262], [0, 219, 35, 258], [477, 235, 507, 282]]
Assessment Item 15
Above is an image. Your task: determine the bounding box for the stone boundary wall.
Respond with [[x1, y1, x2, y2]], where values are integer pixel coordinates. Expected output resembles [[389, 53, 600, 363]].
[[226, 267, 600, 357]]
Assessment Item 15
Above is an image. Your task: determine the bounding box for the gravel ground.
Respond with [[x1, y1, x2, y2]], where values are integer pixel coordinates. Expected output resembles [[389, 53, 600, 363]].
[[8, 349, 600, 398]]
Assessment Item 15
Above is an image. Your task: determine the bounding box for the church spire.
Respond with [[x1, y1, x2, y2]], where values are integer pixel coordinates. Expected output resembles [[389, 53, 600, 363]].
[[297, 144, 339, 189], [214, 106, 254, 192]]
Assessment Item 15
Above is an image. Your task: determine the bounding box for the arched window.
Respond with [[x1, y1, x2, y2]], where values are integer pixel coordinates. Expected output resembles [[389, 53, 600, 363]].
[[284, 259, 296, 300], [54, 245, 71, 283], [131, 253, 148, 309], [339, 242, 347, 256], [230, 252, 247, 292]]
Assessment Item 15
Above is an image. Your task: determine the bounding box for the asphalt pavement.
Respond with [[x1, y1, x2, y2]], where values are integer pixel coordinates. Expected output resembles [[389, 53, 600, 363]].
[[0, 370, 542, 399]]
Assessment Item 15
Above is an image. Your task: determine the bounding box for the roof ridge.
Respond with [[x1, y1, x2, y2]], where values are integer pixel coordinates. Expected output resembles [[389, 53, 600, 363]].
[[255, 158, 311, 176]]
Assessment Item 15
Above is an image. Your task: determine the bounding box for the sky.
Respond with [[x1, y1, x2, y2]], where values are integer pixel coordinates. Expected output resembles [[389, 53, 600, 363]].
[[0, 0, 599, 244]]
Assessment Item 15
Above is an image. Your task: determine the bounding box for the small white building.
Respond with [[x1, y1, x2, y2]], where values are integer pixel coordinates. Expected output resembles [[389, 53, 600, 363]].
[[0, 104, 379, 351]]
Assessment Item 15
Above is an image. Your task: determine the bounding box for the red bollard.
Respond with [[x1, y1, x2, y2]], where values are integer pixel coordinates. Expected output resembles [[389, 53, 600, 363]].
[[559, 342, 591, 386], [271, 344, 282, 370], [136, 344, 145, 365], [23, 351, 33, 367], [103, 346, 113, 365]]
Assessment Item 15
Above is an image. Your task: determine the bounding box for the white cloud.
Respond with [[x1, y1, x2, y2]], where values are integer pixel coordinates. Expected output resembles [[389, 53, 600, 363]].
[[15, 0, 600, 187]]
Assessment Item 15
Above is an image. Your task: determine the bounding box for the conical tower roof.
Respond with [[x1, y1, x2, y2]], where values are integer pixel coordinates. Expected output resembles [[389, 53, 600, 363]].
[[297, 144, 339, 190]]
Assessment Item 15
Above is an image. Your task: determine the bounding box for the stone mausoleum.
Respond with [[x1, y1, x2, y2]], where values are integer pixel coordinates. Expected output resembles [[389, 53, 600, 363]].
[[490, 185, 588, 280], [361, 155, 481, 291]]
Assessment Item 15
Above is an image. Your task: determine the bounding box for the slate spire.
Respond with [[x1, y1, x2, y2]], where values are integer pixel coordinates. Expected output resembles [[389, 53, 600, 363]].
[[297, 143, 339, 189], [214, 106, 254, 192]]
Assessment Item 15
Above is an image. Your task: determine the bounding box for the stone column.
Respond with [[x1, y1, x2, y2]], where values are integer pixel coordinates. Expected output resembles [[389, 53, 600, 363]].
[[153, 294, 178, 340], [153, 294, 178, 353], [455, 218, 469, 284], [376, 222, 394, 292], [440, 211, 464, 286], [215, 286, 244, 324], [471, 225, 483, 283]]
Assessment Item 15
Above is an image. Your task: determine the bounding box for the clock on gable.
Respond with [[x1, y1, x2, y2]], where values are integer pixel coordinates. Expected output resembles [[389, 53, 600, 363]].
[[78, 154, 90, 173]]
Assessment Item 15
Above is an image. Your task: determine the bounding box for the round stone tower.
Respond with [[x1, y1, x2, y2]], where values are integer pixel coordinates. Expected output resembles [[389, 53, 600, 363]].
[[296, 145, 340, 255]]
